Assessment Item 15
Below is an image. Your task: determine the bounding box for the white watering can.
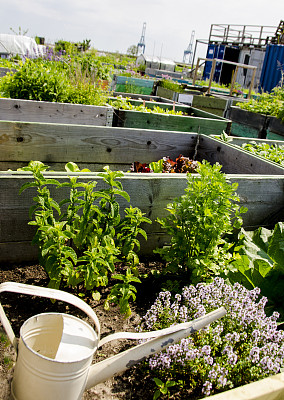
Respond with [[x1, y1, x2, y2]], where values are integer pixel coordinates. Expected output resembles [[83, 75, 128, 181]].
[[0, 281, 226, 400]]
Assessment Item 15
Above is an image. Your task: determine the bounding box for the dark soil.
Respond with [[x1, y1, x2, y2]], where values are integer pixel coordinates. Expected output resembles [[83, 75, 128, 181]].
[[0, 262, 163, 399]]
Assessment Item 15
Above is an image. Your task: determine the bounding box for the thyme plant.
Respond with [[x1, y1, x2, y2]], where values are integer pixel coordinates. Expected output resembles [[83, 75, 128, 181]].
[[138, 278, 284, 398], [19, 161, 151, 316]]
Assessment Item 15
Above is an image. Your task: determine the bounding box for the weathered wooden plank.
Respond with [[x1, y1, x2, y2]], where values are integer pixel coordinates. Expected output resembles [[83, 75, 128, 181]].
[[155, 86, 178, 101], [115, 85, 153, 95], [0, 120, 197, 171], [228, 107, 268, 128], [230, 121, 260, 138], [0, 98, 113, 126], [0, 242, 39, 264], [227, 106, 269, 139], [113, 109, 230, 135], [198, 135, 284, 175], [1, 172, 284, 263], [192, 95, 227, 111], [190, 106, 227, 121], [267, 115, 284, 140], [205, 372, 284, 400]]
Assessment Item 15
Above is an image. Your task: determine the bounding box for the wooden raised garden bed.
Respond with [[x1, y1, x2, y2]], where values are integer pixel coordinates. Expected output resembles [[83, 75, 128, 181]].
[[0, 97, 114, 126], [111, 75, 156, 95], [1, 120, 284, 264], [155, 85, 204, 103], [227, 106, 284, 140], [112, 102, 232, 135], [192, 95, 242, 118], [112, 92, 175, 103]]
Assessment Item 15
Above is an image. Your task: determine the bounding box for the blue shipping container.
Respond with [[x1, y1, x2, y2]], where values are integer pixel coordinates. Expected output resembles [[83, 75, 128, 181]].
[[203, 44, 225, 81], [259, 44, 284, 92]]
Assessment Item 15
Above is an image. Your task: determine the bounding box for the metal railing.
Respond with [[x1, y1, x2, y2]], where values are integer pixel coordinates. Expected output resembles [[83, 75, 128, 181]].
[[208, 24, 277, 46]]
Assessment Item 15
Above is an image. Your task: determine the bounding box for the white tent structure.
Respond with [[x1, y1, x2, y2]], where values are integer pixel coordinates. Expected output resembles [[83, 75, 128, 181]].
[[0, 34, 45, 58], [136, 54, 176, 72]]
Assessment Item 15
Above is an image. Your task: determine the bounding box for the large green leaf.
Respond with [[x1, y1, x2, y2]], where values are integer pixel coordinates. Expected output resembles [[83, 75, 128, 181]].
[[239, 228, 274, 266], [251, 226, 273, 253], [267, 222, 284, 269]]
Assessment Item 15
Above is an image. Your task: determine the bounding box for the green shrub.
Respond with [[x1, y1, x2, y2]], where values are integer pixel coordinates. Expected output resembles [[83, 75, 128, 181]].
[[154, 160, 247, 283], [0, 58, 108, 105]]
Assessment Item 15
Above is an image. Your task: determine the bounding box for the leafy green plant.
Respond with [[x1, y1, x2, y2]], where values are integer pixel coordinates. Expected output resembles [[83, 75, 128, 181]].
[[158, 78, 185, 93], [18, 161, 151, 315], [130, 155, 199, 174], [153, 378, 177, 399], [0, 58, 108, 106], [154, 160, 247, 283], [236, 87, 284, 121], [105, 268, 141, 317], [108, 96, 184, 115], [228, 223, 284, 319], [0, 59, 69, 102], [241, 141, 284, 167]]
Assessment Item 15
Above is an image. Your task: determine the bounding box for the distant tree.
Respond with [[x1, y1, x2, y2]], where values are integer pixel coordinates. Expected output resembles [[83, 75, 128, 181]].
[[127, 45, 138, 56], [75, 39, 91, 52], [10, 26, 29, 36]]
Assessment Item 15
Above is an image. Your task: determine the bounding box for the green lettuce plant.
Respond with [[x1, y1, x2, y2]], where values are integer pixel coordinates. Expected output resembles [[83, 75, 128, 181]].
[[241, 141, 284, 167], [18, 161, 151, 316]]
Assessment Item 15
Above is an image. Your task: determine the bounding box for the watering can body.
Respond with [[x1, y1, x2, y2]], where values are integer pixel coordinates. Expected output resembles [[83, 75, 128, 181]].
[[11, 313, 97, 400], [0, 282, 226, 400]]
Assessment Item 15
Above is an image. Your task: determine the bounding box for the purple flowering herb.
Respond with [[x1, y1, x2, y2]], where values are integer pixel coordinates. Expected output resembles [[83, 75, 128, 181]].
[[138, 278, 284, 398]]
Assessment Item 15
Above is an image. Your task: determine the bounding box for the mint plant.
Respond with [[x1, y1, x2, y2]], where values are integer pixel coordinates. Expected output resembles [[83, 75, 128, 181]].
[[154, 160, 247, 283], [153, 378, 177, 400], [19, 161, 151, 315], [104, 268, 141, 318]]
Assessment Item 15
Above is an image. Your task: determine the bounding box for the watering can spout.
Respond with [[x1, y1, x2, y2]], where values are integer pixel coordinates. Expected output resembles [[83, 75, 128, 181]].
[[85, 306, 226, 390]]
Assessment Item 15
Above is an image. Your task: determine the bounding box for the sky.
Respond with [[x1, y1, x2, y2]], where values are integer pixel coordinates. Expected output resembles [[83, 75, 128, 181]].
[[0, 0, 282, 64]]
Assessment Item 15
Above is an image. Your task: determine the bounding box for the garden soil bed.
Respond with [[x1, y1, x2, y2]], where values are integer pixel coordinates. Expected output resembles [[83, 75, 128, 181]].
[[0, 262, 164, 400]]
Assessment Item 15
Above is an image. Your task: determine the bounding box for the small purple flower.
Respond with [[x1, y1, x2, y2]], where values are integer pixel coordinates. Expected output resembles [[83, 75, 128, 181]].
[[249, 346, 260, 362], [202, 381, 212, 396]]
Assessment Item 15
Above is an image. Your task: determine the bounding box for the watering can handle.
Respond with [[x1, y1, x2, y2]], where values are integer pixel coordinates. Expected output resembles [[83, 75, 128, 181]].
[[0, 281, 101, 350]]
